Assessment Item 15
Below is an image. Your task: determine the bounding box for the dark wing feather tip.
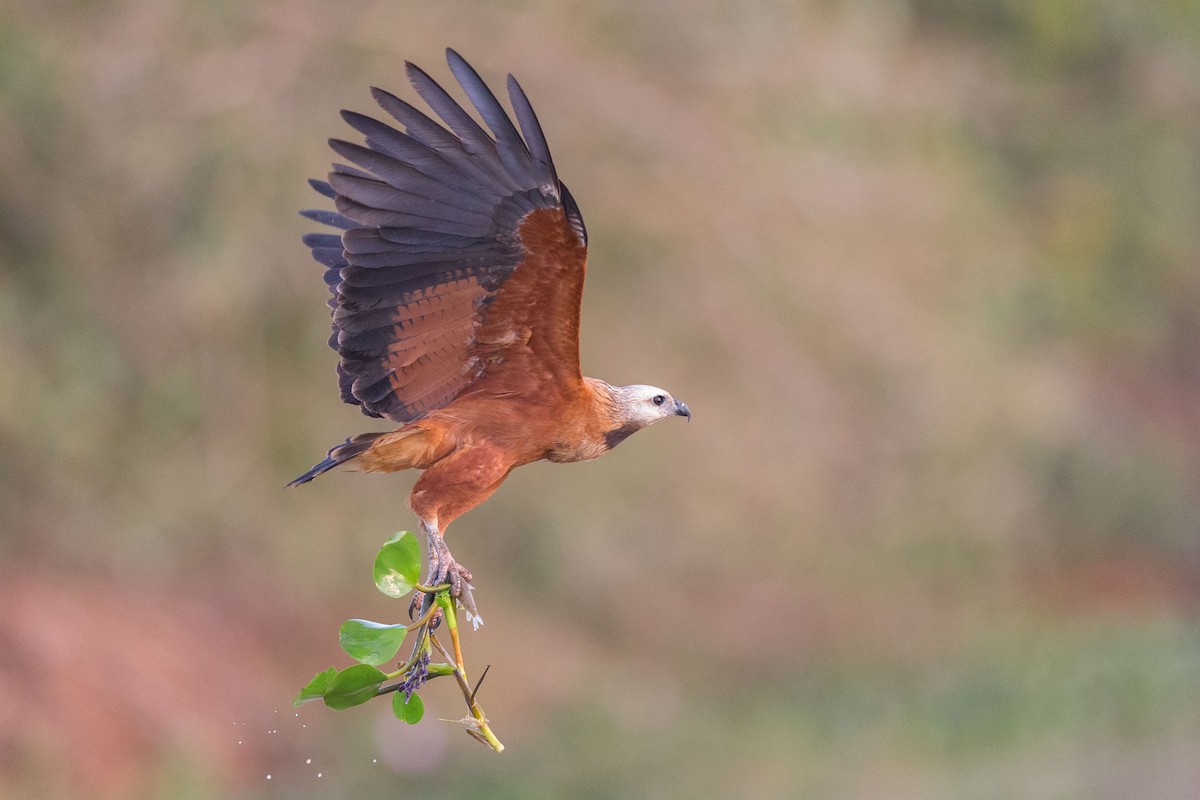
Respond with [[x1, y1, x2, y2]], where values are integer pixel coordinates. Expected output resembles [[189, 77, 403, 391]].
[[308, 179, 337, 199]]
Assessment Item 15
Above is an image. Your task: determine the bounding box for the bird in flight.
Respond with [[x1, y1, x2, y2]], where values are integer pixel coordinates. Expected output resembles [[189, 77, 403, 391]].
[[291, 49, 690, 618]]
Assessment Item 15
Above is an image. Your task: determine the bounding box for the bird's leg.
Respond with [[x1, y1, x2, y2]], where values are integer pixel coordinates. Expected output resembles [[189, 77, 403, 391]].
[[425, 528, 472, 593], [419, 520, 481, 628]]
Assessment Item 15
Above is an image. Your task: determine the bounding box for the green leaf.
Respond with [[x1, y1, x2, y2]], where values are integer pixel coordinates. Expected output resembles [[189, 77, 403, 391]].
[[339, 619, 409, 666], [393, 690, 424, 724], [323, 664, 387, 710], [294, 667, 338, 707], [373, 531, 421, 598]]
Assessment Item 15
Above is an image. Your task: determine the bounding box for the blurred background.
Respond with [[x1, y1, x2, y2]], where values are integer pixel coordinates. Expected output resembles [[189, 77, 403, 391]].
[[2, 0, 1199, 797]]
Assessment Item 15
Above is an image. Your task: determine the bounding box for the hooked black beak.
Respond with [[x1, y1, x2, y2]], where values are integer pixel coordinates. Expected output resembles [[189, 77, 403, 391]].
[[674, 399, 691, 422]]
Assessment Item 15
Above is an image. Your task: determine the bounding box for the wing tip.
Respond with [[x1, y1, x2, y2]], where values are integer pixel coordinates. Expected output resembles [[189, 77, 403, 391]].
[[308, 178, 336, 199]]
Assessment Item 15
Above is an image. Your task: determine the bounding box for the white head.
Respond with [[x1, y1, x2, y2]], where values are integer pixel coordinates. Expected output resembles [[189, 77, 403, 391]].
[[610, 384, 691, 428]]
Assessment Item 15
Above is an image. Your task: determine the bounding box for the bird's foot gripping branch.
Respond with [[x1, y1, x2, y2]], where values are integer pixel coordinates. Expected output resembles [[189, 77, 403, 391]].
[[294, 532, 503, 752]]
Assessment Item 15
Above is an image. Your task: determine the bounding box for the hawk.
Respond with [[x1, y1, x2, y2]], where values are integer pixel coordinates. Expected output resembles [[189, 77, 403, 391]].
[[292, 50, 690, 616]]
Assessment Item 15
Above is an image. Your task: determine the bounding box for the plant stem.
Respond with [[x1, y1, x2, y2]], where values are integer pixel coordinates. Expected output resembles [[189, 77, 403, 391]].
[[377, 662, 456, 694], [430, 632, 504, 753], [435, 593, 466, 675], [397, 601, 441, 675]]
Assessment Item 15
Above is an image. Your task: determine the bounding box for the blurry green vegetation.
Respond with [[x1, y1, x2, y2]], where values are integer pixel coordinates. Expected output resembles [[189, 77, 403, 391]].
[[1, 0, 1199, 798]]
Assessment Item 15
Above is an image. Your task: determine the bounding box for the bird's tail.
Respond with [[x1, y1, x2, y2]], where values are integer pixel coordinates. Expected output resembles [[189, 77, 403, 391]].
[[287, 433, 386, 487]]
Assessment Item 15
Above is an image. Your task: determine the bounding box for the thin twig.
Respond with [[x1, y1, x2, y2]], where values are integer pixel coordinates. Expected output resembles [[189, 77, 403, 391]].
[[469, 664, 491, 705]]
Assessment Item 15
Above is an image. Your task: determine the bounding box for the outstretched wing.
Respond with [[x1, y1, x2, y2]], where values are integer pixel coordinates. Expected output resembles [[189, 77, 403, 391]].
[[302, 49, 589, 423]]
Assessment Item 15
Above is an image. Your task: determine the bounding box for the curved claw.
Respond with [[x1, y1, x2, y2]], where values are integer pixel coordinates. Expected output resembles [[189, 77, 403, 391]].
[[424, 530, 482, 627]]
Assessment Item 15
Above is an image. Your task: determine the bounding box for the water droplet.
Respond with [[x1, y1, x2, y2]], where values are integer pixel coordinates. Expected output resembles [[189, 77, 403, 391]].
[[306, 759, 311, 765], [317, 772, 323, 778], [266, 774, 272, 780]]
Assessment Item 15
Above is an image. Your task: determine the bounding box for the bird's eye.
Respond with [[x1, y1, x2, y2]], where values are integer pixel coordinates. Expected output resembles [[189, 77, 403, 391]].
[[652, 395, 666, 406]]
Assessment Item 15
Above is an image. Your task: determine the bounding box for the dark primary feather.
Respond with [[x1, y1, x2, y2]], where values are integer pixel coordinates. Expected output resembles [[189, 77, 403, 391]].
[[445, 51, 537, 184], [560, 183, 587, 247], [299, 49, 587, 423], [327, 138, 496, 215], [300, 208, 356, 229], [405, 62, 497, 160], [308, 178, 336, 199], [339, 107, 476, 185], [361, 92, 445, 148], [506, 75, 557, 186]]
